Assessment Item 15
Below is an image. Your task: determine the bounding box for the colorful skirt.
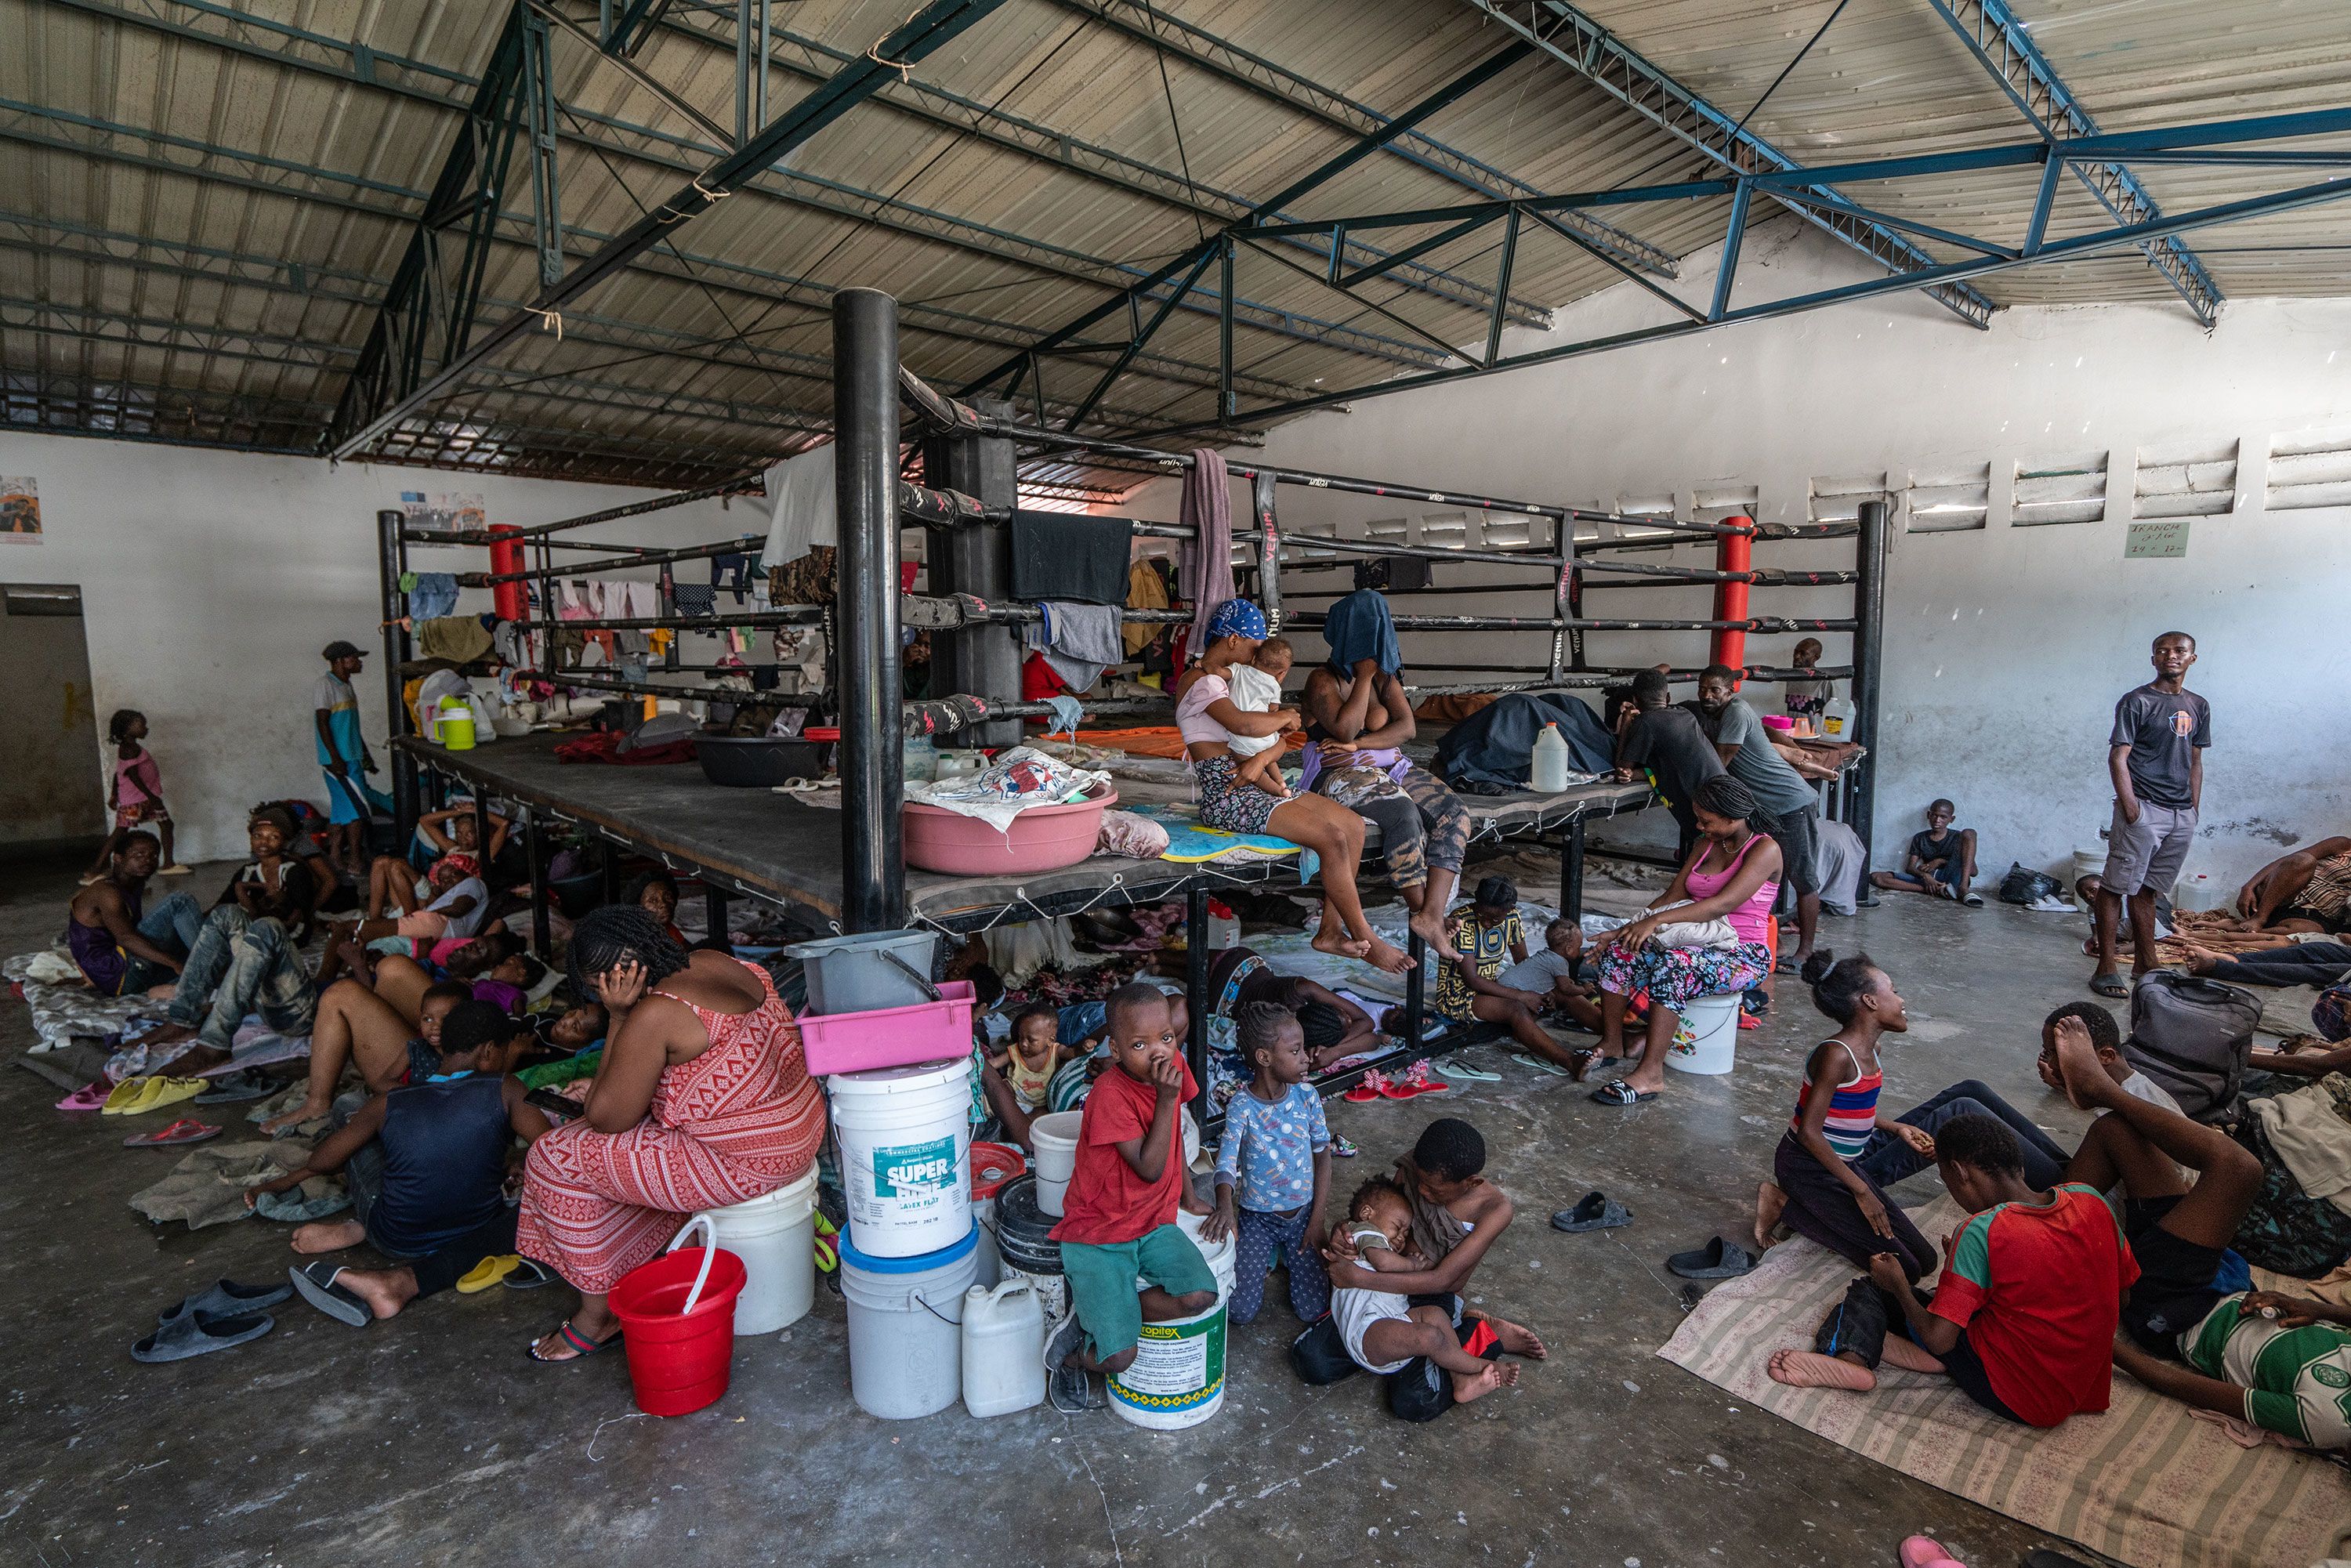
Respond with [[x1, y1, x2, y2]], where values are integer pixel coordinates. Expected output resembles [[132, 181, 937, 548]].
[[1193, 753, 1284, 837], [1594, 939, 1770, 1011]]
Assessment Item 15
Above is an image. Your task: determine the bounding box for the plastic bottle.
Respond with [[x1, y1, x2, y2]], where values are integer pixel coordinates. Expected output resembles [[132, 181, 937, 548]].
[[1531, 721, 1571, 791], [1820, 696, 1857, 741], [435, 696, 476, 751], [961, 1278, 1046, 1418]]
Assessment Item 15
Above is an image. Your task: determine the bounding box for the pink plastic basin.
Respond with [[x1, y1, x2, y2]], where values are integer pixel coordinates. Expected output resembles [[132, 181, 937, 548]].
[[798, 980, 976, 1077], [901, 784, 1118, 875]]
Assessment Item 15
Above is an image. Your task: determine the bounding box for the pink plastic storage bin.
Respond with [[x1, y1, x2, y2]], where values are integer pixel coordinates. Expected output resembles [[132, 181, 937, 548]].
[[900, 784, 1118, 875], [798, 980, 976, 1077]]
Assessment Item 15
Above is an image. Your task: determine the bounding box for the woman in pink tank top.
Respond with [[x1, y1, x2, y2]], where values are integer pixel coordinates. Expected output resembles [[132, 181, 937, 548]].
[[1585, 776, 1783, 1106]]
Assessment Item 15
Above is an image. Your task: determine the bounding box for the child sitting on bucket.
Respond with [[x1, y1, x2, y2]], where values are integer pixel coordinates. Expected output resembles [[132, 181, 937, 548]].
[[1331, 1175, 1519, 1405], [1044, 981, 1219, 1412]]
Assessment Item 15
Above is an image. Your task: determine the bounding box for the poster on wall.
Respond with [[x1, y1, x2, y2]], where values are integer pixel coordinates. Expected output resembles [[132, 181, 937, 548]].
[[399, 490, 487, 535], [0, 476, 40, 544]]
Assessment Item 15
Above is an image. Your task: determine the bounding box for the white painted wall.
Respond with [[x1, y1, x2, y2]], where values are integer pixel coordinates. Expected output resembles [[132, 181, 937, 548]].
[[1179, 221, 2351, 888], [0, 432, 767, 862]]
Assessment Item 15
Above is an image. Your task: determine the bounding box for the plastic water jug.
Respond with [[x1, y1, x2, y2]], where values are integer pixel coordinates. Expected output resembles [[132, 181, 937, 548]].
[[1531, 722, 1572, 792], [435, 696, 476, 751], [960, 1278, 1045, 1418], [1820, 696, 1857, 741]]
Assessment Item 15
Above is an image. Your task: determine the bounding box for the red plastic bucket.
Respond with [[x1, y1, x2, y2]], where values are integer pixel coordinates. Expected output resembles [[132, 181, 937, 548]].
[[609, 1219, 747, 1417]]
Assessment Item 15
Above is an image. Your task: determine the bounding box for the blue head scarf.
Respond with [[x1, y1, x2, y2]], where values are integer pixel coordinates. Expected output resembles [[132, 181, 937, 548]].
[[1322, 588, 1402, 675], [1204, 598, 1267, 643]]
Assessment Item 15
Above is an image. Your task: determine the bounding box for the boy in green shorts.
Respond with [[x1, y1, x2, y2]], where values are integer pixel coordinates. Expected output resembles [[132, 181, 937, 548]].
[[1045, 981, 1219, 1411]]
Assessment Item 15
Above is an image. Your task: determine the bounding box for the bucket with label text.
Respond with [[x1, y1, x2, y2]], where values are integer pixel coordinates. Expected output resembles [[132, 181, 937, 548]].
[[826, 1056, 973, 1260]]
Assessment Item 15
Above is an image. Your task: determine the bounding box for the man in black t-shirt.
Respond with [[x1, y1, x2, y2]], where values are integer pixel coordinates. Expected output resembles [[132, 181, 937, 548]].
[[2092, 632, 2211, 997], [1612, 669, 1726, 856]]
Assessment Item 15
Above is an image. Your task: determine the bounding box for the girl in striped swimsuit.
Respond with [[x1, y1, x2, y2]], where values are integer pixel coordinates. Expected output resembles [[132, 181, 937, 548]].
[[1767, 954, 1939, 1283]]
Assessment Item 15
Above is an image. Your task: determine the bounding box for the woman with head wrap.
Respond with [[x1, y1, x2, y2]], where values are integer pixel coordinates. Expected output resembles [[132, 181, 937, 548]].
[[1174, 599, 1411, 974], [1585, 775, 1783, 1106], [1300, 587, 1473, 952], [514, 904, 826, 1360]]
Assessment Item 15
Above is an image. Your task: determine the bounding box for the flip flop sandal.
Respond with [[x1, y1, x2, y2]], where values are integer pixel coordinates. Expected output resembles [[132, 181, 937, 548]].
[[1899, 1537, 1965, 1568], [1432, 1059, 1502, 1082], [130, 1077, 205, 1114], [1589, 1080, 1658, 1106], [1960, 892, 1984, 907], [1328, 1135, 1360, 1158], [1341, 1070, 1392, 1103], [456, 1255, 523, 1295], [195, 1070, 277, 1104], [100, 1077, 150, 1115], [1737, 1013, 1761, 1031], [56, 1082, 109, 1113], [1550, 1191, 1632, 1233], [2089, 972, 2130, 998], [132, 1309, 273, 1363], [502, 1258, 558, 1291], [811, 1213, 840, 1274], [1665, 1237, 1757, 1279], [1510, 1053, 1570, 1077], [1380, 1061, 1449, 1099], [124, 1117, 220, 1148], [527, 1320, 623, 1363], [162, 1277, 293, 1325], [288, 1262, 371, 1328]]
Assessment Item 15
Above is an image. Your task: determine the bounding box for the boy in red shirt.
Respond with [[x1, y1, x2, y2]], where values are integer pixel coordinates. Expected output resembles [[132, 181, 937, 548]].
[[1769, 1111, 2139, 1425], [1045, 982, 1219, 1412]]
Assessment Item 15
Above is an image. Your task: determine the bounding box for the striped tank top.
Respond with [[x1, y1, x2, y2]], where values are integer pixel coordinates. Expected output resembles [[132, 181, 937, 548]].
[[1791, 1045, 1882, 1161]]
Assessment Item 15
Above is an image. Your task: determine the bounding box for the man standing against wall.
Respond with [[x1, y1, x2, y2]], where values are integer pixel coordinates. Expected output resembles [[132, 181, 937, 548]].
[[2092, 632, 2210, 998], [313, 640, 379, 881]]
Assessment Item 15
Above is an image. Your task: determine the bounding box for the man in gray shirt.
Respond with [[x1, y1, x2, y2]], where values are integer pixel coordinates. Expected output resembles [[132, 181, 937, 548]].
[[2092, 631, 2210, 997], [1690, 664, 1825, 972]]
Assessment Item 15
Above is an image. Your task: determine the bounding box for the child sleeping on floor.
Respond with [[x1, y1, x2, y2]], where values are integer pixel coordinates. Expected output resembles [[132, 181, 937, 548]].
[[1331, 1175, 1519, 1404], [1223, 636, 1296, 797]]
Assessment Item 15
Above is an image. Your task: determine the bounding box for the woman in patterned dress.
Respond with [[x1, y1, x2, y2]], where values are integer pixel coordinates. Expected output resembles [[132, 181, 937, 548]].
[[518, 906, 825, 1361]]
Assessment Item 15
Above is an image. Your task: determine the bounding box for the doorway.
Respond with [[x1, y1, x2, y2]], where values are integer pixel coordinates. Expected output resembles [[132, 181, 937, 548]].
[[0, 582, 106, 859]]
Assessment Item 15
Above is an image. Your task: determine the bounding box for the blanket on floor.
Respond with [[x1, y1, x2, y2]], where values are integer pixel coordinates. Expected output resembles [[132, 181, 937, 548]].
[[1658, 1197, 2350, 1568], [5, 948, 161, 1052]]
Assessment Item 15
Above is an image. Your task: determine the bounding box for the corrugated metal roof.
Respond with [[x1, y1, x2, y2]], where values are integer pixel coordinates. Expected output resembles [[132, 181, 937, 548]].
[[2, 0, 2346, 494]]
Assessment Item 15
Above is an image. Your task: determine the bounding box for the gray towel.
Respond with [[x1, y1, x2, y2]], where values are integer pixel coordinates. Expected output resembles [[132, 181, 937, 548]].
[[1023, 601, 1125, 692]]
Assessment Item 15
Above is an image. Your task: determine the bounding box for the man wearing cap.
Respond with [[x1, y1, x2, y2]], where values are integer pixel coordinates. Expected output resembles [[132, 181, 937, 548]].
[[314, 641, 382, 879]]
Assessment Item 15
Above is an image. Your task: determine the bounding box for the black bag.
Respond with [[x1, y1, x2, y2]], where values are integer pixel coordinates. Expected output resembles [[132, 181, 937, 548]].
[[2123, 970, 2262, 1121], [1998, 862, 2059, 905], [1288, 1315, 1357, 1385]]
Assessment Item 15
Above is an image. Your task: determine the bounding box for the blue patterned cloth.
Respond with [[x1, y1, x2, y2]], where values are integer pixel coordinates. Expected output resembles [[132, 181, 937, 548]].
[[1214, 1081, 1328, 1211]]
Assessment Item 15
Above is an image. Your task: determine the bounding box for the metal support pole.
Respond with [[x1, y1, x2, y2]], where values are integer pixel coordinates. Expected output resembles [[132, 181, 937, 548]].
[[1402, 930, 1425, 1052], [1186, 883, 1210, 1129], [1562, 818, 1585, 923], [599, 840, 621, 908], [1253, 469, 1283, 633], [734, 0, 753, 147], [522, 5, 563, 292], [1548, 513, 1573, 681], [706, 885, 731, 947], [1850, 499, 1890, 886], [1712, 516, 1752, 675], [755, 0, 770, 130], [526, 808, 551, 958], [375, 509, 419, 844], [658, 563, 679, 670], [920, 397, 1020, 748], [835, 288, 906, 931], [473, 794, 494, 880]]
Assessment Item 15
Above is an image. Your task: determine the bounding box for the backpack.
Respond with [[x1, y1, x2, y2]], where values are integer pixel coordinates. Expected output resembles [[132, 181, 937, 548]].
[[2122, 971, 2262, 1122]]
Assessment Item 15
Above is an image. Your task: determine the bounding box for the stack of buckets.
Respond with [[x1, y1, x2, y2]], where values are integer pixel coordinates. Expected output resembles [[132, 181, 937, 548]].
[[790, 930, 1040, 1421]]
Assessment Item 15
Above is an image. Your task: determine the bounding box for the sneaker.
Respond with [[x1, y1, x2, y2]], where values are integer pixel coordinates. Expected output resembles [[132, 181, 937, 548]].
[[1341, 1070, 1391, 1104], [1328, 1135, 1360, 1159]]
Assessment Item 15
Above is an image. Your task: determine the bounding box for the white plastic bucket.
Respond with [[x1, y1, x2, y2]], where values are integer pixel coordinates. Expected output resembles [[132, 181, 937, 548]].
[[961, 1278, 1046, 1418], [838, 1225, 980, 1421], [1028, 1110, 1083, 1218], [828, 1058, 973, 1258], [1665, 992, 1742, 1076], [1173, 1206, 1238, 1297], [970, 1195, 1002, 1288], [2073, 846, 2107, 895], [1109, 1222, 1227, 1431], [695, 1165, 818, 1335]]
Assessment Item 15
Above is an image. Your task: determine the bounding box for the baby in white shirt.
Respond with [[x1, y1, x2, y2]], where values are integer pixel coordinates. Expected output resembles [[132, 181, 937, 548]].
[[1223, 636, 1295, 795]]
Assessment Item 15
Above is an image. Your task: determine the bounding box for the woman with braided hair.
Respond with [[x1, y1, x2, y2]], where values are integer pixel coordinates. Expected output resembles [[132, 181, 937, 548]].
[[1585, 775, 1781, 1106], [516, 905, 824, 1361]]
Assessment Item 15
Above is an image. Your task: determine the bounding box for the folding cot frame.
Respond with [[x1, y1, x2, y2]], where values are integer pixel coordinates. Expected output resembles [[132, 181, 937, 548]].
[[373, 288, 1889, 1123]]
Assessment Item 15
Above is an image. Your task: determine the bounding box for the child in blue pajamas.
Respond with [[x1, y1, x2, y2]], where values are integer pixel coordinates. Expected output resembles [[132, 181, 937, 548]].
[[1206, 1001, 1333, 1325]]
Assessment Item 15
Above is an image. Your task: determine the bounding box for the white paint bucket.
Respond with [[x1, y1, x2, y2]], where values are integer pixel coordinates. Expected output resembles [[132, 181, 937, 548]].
[[1027, 1110, 1083, 1218], [694, 1165, 818, 1335], [828, 1057, 973, 1258], [2073, 846, 2107, 894], [1109, 1221, 1227, 1431], [838, 1224, 980, 1421], [1173, 1206, 1238, 1297], [1665, 992, 1742, 1076]]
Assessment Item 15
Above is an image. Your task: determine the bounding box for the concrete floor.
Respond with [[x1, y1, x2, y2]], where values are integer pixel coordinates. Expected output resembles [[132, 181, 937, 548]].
[[0, 849, 2124, 1568]]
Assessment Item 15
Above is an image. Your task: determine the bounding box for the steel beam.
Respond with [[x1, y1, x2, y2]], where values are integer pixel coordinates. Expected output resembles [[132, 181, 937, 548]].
[[1464, 0, 1998, 329], [1924, 0, 2222, 325], [1046, 0, 1675, 277], [326, 0, 1011, 460]]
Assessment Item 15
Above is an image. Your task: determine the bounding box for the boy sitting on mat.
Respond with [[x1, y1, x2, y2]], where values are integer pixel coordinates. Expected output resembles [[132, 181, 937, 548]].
[[1043, 982, 1219, 1412], [254, 1000, 552, 1324]]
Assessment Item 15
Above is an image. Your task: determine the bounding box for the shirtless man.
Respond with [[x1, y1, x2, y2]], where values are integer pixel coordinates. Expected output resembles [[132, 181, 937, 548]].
[[63, 831, 200, 997]]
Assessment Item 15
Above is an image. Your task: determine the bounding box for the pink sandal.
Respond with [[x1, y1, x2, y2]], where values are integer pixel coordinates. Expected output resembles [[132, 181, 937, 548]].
[[1900, 1537, 1965, 1568], [1342, 1070, 1391, 1103], [1381, 1060, 1451, 1099], [124, 1117, 222, 1149], [55, 1081, 110, 1113]]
